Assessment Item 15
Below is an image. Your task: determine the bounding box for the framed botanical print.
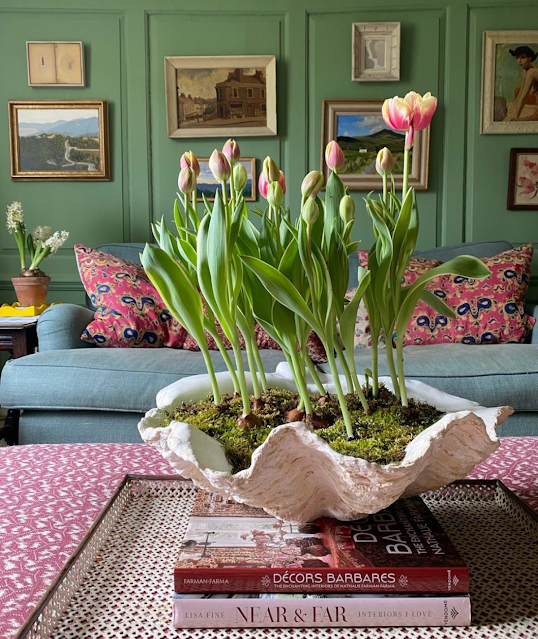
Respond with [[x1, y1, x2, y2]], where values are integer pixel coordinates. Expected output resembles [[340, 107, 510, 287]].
[[481, 30, 538, 134], [8, 100, 110, 180], [507, 148, 538, 209], [321, 99, 430, 190]]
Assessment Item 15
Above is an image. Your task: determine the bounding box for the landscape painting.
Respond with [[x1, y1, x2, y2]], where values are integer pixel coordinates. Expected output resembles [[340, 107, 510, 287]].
[[321, 99, 429, 190], [197, 158, 256, 201], [165, 55, 277, 138], [9, 100, 110, 180]]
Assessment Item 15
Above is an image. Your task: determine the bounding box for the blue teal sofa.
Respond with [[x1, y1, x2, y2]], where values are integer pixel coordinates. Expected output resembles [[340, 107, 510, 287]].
[[1, 240, 537, 444]]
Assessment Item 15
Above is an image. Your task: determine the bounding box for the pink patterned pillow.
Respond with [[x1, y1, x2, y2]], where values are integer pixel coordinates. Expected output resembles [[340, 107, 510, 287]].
[[75, 245, 187, 348], [358, 245, 535, 346]]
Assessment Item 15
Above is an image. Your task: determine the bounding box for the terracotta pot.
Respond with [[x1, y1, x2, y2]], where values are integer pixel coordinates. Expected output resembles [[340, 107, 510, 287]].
[[11, 275, 50, 307]]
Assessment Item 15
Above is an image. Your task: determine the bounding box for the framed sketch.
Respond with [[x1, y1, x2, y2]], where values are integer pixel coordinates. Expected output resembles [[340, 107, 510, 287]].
[[481, 31, 538, 134], [197, 157, 256, 201], [321, 99, 429, 190], [507, 148, 538, 209], [27, 41, 85, 87], [352, 22, 400, 81], [8, 100, 110, 180], [164, 55, 277, 138]]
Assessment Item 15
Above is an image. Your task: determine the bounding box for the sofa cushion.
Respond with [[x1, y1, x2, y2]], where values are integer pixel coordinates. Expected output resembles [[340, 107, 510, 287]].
[[75, 244, 187, 349], [0, 348, 289, 413], [348, 343, 538, 412]]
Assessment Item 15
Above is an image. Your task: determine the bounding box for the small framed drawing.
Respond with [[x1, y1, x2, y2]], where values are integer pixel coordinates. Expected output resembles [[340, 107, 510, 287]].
[[165, 55, 277, 138], [507, 148, 538, 209], [27, 41, 85, 87], [197, 157, 256, 201], [481, 30, 538, 134], [352, 22, 400, 81], [8, 100, 110, 181], [321, 99, 429, 190]]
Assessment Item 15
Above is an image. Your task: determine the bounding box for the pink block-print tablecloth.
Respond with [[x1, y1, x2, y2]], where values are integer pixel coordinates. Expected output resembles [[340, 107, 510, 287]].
[[0, 438, 537, 639]]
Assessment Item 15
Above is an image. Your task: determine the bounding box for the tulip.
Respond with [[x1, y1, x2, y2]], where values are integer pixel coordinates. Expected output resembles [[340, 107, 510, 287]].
[[266, 181, 284, 208], [325, 141, 346, 173], [233, 163, 248, 192], [180, 151, 200, 177], [382, 96, 414, 132], [208, 149, 231, 182], [405, 126, 414, 150], [301, 170, 324, 199], [178, 167, 197, 194], [263, 156, 280, 183], [410, 92, 437, 131], [339, 195, 355, 224], [278, 170, 287, 195], [375, 148, 395, 176], [301, 197, 319, 226], [222, 139, 240, 165], [258, 171, 269, 198]]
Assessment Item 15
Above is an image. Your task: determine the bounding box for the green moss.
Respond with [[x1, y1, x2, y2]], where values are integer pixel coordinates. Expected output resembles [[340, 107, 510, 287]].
[[165, 386, 443, 473]]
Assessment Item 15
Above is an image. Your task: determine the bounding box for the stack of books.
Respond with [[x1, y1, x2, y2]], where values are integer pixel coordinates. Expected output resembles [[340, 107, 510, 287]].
[[172, 491, 471, 629]]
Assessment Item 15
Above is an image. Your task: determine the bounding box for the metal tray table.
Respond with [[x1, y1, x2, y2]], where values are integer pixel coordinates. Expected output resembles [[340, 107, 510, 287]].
[[14, 477, 538, 639]]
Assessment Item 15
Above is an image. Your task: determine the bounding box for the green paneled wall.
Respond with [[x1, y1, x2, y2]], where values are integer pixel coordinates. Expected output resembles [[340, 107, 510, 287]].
[[0, 0, 536, 306]]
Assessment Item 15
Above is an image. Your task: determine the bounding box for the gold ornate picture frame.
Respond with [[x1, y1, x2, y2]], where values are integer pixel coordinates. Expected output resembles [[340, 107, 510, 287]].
[[26, 41, 85, 87], [321, 99, 429, 190], [9, 100, 110, 181], [164, 55, 277, 138]]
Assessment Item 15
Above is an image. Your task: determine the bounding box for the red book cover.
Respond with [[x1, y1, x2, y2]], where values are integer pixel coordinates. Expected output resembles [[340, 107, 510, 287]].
[[174, 491, 469, 594]]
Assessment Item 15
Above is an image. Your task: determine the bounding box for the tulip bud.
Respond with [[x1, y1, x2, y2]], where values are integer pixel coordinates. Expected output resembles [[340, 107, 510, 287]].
[[266, 181, 284, 208], [233, 163, 248, 192], [375, 148, 395, 176], [208, 149, 231, 182], [263, 156, 280, 182], [180, 151, 200, 177], [301, 198, 319, 226], [258, 171, 269, 198], [178, 167, 197, 194], [278, 170, 287, 195], [222, 139, 240, 166], [339, 195, 355, 224], [301, 170, 324, 199], [325, 140, 346, 173]]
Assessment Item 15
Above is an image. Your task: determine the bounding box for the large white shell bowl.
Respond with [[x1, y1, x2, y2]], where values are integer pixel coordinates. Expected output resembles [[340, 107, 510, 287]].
[[138, 362, 513, 524]]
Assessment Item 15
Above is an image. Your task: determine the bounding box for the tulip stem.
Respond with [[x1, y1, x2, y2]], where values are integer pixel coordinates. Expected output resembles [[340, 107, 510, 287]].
[[402, 146, 410, 201], [382, 173, 388, 210]]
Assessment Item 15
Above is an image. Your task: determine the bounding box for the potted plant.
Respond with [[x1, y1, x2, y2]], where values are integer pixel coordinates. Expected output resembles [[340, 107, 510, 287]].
[[6, 201, 69, 307], [138, 93, 512, 523]]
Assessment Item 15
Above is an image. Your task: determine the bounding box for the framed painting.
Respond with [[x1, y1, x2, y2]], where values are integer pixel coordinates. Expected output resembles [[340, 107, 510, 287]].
[[8, 100, 110, 180], [507, 148, 538, 209], [481, 31, 538, 134], [196, 157, 256, 201], [352, 22, 400, 81], [321, 99, 430, 190], [164, 55, 277, 138], [27, 41, 85, 87]]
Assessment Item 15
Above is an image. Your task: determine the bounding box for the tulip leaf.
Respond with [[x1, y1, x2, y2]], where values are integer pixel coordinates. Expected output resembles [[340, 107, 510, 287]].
[[339, 269, 371, 356], [419, 289, 456, 319], [240, 255, 323, 336], [346, 240, 361, 256], [177, 238, 198, 270], [173, 198, 184, 238], [324, 171, 345, 248]]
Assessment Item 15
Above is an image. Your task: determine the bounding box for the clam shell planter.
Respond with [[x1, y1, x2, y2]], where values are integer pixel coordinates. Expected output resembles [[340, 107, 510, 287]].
[[138, 362, 513, 524]]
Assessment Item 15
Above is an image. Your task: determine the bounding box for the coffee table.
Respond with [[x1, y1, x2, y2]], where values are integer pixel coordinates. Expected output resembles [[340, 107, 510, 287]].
[[1, 438, 537, 638]]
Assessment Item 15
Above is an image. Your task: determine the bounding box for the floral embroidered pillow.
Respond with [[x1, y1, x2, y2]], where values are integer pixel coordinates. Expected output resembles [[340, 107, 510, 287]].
[[75, 245, 187, 348], [358, 244, 535, 346]]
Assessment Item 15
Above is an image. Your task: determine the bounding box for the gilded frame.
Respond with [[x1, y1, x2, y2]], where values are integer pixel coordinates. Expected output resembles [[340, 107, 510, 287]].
[[321, 99, 430, 191], [9, 100, 110, 181], [164, 55, 277, 138]]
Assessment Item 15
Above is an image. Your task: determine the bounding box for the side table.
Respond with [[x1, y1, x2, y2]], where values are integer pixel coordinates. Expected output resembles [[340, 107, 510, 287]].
[[0, 319, 38, 445]]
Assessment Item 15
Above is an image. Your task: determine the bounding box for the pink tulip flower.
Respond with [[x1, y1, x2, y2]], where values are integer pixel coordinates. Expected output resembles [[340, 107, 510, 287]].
[[258, 171, 269, 198], [180, 151, 200, 177], [278, 170, 287, 195], [301, 170, 324, 198], [222, 139, 240, 165], [325, 141, 346, 173], [177, 167, 197, 194], [382, 96, 414, 132], [208, 150, 231, 182], [411, 92, 438, 131], [375, 148, 395, 176]]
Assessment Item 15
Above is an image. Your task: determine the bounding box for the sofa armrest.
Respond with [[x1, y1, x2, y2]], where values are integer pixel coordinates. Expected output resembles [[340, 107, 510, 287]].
[[527, 303, 538, 344], [37, 304, 96, 351]]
